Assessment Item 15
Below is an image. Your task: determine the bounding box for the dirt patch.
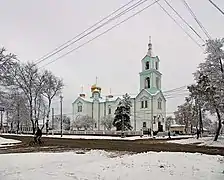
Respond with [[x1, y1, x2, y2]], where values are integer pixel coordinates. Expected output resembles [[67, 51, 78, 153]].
[[0, 135, 224, 156]]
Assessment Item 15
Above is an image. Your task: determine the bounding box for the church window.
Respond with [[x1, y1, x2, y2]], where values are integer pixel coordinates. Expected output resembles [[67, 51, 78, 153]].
[[78, 105, 82, 112], [141, 101, 144, 108], [156, 77, 160, 89], [143, 122, 146, 127], [155, 62, 158, 70], [145, 61, 149, 70], [157, 99, 162, 109], [108, 105, 111, 114], [145, 100, 148, 108], [145, 77, 150, 88], [77, 102, 83, 112]]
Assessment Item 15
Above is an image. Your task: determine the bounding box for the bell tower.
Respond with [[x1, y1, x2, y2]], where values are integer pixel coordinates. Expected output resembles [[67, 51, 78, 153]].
[[139, 36, 162, 94]]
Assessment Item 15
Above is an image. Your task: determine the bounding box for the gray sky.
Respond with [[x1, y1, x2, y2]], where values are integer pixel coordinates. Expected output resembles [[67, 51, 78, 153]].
[[0, 0, 223, 117]]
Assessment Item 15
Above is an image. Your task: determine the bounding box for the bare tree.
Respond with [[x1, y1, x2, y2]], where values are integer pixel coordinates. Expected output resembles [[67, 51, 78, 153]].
[[42, 70, 63, 134], [4, 62, 45, 134], [2, 89, 30, 133]]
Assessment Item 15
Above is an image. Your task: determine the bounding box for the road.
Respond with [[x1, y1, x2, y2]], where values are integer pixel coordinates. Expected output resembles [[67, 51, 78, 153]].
[[0, 135, 224, 156]]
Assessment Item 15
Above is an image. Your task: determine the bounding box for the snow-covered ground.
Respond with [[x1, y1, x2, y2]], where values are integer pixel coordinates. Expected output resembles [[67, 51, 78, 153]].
[[0, 137, 21, 147], [0, 150, 223, 180], [1, 133, 192, 141], [168, 136, 224, 147]]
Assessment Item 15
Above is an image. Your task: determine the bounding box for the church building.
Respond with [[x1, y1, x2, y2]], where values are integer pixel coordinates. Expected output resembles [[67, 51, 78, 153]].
[[72, 38, 166, 133]]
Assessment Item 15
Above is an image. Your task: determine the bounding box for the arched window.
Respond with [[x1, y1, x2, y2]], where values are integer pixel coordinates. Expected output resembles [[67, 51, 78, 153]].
[[108, 105, 112, 114], [145, 77, 150, 88], [77, 102, 83, 112], [155, 61, 158, 70], [157, 98, 162, 109], [145, 61, 149, 70]]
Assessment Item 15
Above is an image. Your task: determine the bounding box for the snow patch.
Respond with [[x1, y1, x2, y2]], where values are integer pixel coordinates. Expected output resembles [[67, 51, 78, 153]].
[[168, 136, 224, 147], [0, 150, 223, 179], [0, 137, 21, 147]]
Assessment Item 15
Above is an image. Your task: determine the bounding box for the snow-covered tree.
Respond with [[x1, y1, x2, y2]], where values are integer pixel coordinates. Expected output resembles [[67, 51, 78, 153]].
[[191, 38, 224, 141], [113, 93, 132, 131], [2, 89, 30, 133], [73, 115, 95, 130], [52, 115, 71, 131], [165, 116, 173, 131], [101, 115, 113, 130], [0, 47, 17, 83], [174, 97, 198, 134]]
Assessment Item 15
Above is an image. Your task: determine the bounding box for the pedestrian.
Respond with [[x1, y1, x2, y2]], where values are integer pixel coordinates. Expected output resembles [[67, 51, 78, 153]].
[[147, 128, 150, 136], [196, 128, 200, 139], [34, 127, 42, 144], [168, 131, 171, 139]]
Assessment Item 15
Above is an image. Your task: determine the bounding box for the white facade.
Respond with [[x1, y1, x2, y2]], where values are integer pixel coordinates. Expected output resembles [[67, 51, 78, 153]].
[[72, 39, 166, 132]]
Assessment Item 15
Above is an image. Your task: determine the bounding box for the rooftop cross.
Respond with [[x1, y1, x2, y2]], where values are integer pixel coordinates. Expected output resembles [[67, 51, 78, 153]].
[[147, 36, 152, 56]]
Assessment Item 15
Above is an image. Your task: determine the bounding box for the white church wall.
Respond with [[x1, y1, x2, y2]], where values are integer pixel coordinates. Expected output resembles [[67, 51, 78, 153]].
[[152, 93, 166, 132]]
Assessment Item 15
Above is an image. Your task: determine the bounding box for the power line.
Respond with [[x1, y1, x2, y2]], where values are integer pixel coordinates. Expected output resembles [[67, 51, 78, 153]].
[[181, 0, 212, 40], [208, 0, 224, 16], [35, 0, 151, 65], [50, 84, 190, 103], [39, 0, 161, 68], [163, 0, 205, 43], [156, 1, 203, 50], [34, 0, 138, 64]]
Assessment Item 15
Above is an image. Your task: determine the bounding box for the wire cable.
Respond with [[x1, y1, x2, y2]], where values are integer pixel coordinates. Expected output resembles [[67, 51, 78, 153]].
[[163, 0, 205, 43], [156, 1, 203, 50], [34, 0, 138, 64], [181, 0, 212, 40], [208, 0, 224, 16], [35, 0, 151, 65], [39, 0, 161, 68]]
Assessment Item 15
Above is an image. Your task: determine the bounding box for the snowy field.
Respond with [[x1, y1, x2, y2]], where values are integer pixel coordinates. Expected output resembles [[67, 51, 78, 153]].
[[0, 137, 21, 147], [168, 136, 224, 147], [0, 150, 223, 180]]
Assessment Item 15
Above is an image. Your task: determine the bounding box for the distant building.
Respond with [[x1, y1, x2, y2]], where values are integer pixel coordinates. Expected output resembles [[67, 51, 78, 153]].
[[72, 37, 166, 132]]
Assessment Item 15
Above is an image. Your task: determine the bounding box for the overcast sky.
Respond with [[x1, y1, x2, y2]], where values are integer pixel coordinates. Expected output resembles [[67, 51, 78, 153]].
[[0, 0, 223, 117]]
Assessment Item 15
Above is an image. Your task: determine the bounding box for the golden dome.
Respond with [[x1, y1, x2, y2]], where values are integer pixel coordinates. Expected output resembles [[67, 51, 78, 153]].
[[91, 84, 101, 92]]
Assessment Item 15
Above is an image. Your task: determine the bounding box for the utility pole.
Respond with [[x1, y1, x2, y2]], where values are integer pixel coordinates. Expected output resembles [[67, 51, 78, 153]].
[[60, 95, 63, 137]]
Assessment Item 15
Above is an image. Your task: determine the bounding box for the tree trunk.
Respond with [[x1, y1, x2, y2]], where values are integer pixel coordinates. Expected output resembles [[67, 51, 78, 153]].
[[29, 99, 35, 134], [198, 104, 203, 136], [214, 108, 222, 141], [46, 100, 51, 135], [31, 120, 35, 135]]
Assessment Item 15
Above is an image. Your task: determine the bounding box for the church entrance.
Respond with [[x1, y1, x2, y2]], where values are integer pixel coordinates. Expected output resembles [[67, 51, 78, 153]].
[[158, 121, 163, 132]]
